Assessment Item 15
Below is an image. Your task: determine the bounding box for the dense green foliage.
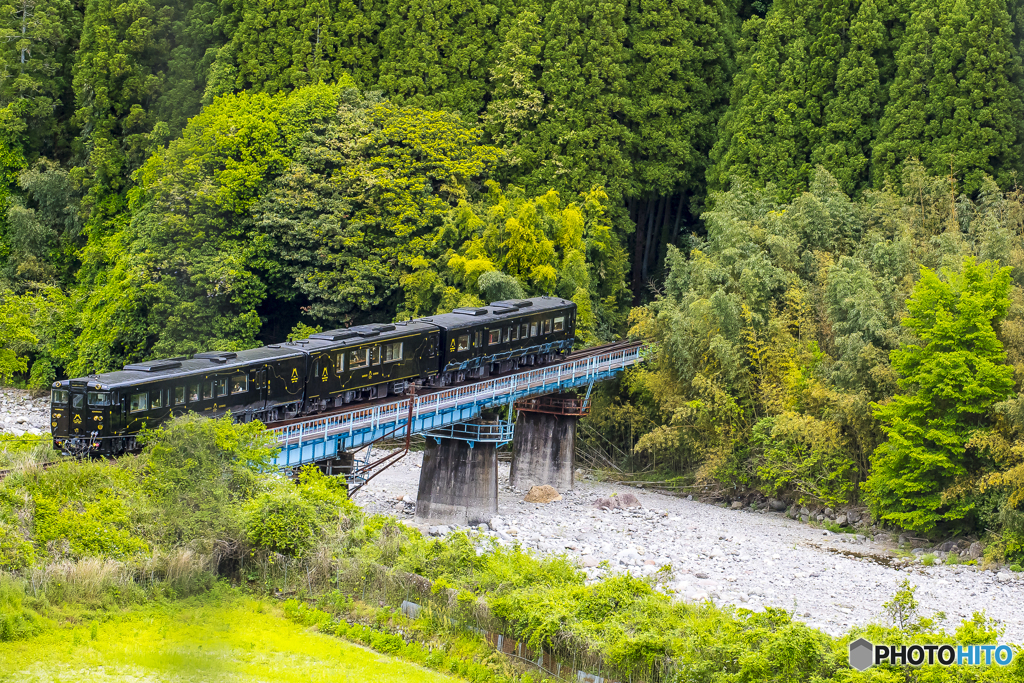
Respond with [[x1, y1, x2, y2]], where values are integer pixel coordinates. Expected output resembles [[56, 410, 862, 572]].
[[1, 416, 1022, 682], [866, 258, 1015, 532], [0, 415, 357, 571], [625, 163, 1024, 537], [2, 0, 1024, 552]]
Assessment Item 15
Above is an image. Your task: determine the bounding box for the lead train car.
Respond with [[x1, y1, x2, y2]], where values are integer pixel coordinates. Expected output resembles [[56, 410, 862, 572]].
[[51, 296, 576, 455], [51, 346, 307, 454]]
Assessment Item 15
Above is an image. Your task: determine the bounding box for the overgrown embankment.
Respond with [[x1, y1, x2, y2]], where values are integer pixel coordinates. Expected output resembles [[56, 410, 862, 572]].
[[0, 415, 1022, 682]]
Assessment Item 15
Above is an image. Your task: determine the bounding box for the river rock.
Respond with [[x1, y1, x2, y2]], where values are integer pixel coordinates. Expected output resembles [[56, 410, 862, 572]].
[[524, 485, 562, 503], [617, 492, 642, 509], [768, 499, 787, 512], [969, 542, 984, 559]]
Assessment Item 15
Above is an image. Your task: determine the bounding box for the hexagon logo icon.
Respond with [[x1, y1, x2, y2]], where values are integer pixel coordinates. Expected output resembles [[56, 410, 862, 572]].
[[849, 637, 874, 671]]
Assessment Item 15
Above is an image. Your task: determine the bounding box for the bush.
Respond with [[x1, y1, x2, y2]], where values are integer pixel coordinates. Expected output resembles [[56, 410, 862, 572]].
[[142, 414, 277, 550], [26, 357, 55, 392], [245, 486, 318, 556], [295, 465, 359, 525]]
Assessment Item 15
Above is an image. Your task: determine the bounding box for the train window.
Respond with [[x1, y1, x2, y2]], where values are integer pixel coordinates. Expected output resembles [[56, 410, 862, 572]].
[[383, 342, 403, 362], [215, 378, 228, 396], [530, 322, 538, 337], [152, 390, 163, 409], [336, 353, 345, 372], [349, 348, 369, 369], [87, 392, 111, 407], [504, 327, 512, 342], [553, 316, 565, 332], [174, 386, 186, 405], [511, 325, 520, 341], [457, 334, 470, 352], [230, 375, 248, 394], [188, 383, 201, 402], [487, 329, 501, 345], [72, 393, 84, 409], [473, 331, 482, 347], [544, 318, 552, 334], [130, 392, 148, 413], [51, 389, 69, 404], [520, 323, 529, 339]]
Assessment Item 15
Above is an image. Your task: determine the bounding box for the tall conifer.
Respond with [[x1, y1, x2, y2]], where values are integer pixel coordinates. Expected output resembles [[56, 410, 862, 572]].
[[813, 0, 884, 194], [707, 0, 816, 199], [0, 0, 80, 161], [487, 0, 632, 205], [376, 0, 504, 114], [626, 0, 734, 198], [872, 0, 1024, 192]]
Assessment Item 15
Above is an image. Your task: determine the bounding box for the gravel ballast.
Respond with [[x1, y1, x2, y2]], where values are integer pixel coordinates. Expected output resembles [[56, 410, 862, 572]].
[[355, 450, 1024, 641]]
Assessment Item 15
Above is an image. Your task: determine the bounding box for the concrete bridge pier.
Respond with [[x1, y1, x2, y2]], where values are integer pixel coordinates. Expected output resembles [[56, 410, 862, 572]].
[[510, 394, 587, 492], [414, 421, 502, 526]]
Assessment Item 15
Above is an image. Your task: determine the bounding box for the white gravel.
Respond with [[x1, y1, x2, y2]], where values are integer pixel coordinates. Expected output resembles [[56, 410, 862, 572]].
[[355, 450, 1024, 641], [0, 388, 50, 436]]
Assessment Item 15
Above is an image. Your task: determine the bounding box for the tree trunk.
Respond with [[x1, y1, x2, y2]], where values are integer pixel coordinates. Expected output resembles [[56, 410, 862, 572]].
[[671, 193, 686, 245], [642, 195, 666, 283], [631, 200, 649, 302]]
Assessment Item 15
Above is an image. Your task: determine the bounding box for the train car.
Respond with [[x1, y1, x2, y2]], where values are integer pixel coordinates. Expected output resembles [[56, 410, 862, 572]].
[[297, 320, 439, 412], [426, 297, 576, 384], [51, 296, 578, 454], [51, 346, 306, 454]]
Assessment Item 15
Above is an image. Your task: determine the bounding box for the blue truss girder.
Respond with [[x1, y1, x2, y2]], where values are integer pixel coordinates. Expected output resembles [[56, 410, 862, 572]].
[[269, 344, 642, 469]]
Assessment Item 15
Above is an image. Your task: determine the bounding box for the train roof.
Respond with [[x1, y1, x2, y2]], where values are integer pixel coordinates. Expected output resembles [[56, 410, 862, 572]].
[[57, 345, 307, 391], [422, 296, 575, 331], [296, 319, 438, 352]]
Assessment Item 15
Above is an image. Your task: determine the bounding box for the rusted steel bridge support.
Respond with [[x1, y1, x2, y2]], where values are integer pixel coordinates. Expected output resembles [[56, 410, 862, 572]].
[[510, 393, 590, 492]]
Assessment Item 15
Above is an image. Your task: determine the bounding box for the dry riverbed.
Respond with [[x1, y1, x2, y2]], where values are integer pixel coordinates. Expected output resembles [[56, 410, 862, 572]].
[[0, 388, 49, 437], [356, 450, 1024, 642]]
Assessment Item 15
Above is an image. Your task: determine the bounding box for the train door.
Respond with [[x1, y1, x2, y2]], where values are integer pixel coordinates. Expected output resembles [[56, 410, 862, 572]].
[[256, 367, 267, 410], [69, 389, 87, 437], [86, 390, 113, 442]]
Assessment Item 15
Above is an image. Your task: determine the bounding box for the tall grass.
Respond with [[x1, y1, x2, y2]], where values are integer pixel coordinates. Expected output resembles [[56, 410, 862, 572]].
[[14, 548, 216, 606]]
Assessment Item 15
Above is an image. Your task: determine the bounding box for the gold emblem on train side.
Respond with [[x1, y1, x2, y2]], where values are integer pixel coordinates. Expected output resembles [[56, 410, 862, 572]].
[[73, 414, 82, 424], [291, 368, 298, 382]]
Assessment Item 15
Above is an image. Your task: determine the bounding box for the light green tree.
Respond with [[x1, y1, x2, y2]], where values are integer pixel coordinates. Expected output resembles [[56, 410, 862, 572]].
[[866, 257, 1015, 532]]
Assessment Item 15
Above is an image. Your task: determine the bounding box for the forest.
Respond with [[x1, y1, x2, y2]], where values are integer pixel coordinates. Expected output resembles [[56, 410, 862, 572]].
[[3, 0, 1024, 544]]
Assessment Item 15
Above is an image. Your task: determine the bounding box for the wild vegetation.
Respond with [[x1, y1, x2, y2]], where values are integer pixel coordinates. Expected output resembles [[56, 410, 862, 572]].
[[1, 416, 1022, 682], [4, 0, 1024, 593], [606, 162, 1024, 549]]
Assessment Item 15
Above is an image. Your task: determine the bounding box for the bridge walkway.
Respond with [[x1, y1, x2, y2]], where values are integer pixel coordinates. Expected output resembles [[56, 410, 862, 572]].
[[269, 342, 643, 470]]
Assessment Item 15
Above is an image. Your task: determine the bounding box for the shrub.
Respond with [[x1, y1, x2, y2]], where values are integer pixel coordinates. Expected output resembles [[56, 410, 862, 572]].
[[26, 357, 55, 392], [245, 486, 318, 556], [142, 414, 277, 549]]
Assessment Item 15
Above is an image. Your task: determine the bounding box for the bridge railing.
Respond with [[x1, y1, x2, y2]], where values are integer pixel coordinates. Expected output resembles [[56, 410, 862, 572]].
[[269, 343, 643, 468]]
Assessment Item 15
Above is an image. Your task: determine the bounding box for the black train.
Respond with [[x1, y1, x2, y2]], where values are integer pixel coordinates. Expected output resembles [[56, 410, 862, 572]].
[[51, 297, 576, 454]]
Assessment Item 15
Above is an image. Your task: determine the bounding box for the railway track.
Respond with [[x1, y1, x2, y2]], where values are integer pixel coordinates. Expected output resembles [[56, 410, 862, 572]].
[[0, 446, 93, 482], [262, 339, 641, 429], [0, 340, 643, 482]]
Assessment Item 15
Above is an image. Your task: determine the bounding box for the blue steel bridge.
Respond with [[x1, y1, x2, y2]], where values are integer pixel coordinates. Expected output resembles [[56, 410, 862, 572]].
[[267, 341, 644, 472]]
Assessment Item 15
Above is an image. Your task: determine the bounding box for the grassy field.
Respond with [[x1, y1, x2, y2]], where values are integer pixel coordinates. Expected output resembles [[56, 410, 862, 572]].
[[0, 590, 462, 682]]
